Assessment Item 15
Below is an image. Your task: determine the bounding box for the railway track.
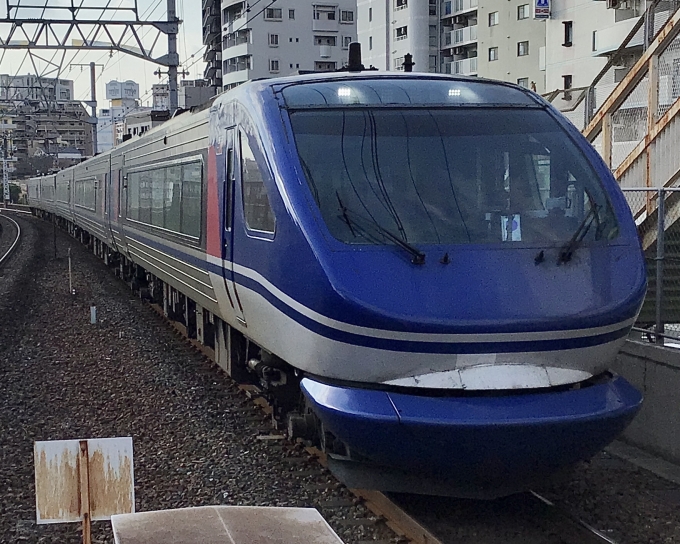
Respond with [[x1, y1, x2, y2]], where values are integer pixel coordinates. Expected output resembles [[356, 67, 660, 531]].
[[152, 302, 622, 544], [0, 212, 21, 266], [41, 214, 624, 544]]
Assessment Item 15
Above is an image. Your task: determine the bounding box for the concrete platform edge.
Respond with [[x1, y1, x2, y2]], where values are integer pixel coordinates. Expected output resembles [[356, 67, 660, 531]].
[[606, 440, 680, 485]]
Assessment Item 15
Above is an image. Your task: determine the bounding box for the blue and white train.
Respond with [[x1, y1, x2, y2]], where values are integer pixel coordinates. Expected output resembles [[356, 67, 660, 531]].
[[28, 72, 646, 498]]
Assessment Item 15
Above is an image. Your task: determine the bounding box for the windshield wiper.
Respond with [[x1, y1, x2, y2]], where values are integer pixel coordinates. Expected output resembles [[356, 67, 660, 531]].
[[557, 203, 600, 265], [336, 193, 426, 265]]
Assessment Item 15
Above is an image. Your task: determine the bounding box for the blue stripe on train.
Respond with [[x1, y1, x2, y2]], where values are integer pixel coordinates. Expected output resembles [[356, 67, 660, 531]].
[[127, 232, 631, 354]]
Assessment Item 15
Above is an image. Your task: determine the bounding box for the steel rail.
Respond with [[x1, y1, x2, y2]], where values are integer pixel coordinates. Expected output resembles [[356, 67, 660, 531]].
[[39, 213, 629, 544], [0, 213, 21, 266], [530, 491, 620, 544]]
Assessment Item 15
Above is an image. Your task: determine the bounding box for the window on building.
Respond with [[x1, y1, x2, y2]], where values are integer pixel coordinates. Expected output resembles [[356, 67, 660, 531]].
[[517, 4, 529, 19], [315, 61, 337, 71], [341, 10, 354, 22], [517, 41, 529, 56], [240, 131, 275, 234], [369, 36, 373, 49], [563, 74, 573, 99], [429, 0, 437, 15], [592, 30, 597, 51], [369, 7, 372, 21], [265, 8, 282, 20], [396, 0, 408, 10], [429, 55, 437, 71], [489, 47, 498, 61], [517, 77, 529, 87], [429, 25, 437, 46], [289, 9, 295, 19], [314, 35, 337, 45], [343, 36, 353, 49], [563, 21, 573, 46], [269, 33, 279, 46], [269, 59, 280, 72], [489, 11, 499, 26], [395, 26, 408, 40], [445, 1, 452, 15], [314, 5, 336, 20]]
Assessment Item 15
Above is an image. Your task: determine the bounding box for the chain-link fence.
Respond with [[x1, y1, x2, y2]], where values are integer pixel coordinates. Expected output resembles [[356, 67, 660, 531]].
[[623, 187, 680, 344]]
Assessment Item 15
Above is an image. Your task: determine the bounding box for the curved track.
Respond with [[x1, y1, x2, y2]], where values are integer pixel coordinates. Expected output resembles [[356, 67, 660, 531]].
[[0, 212, 21, 266]]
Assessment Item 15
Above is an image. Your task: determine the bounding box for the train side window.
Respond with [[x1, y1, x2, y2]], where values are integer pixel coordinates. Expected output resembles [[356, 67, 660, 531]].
[[165, 165, 182, 232], [151, 168, 165, 227], [138, 171, 152, 224], [127, 171, 140, 221], [240, 130, 275, 234], [104, 174, 108, 215], [181, 162, 202, 237]]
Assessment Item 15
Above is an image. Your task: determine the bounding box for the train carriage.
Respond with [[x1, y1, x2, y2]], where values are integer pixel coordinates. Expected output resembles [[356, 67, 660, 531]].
[[27, 71, 646, 498]]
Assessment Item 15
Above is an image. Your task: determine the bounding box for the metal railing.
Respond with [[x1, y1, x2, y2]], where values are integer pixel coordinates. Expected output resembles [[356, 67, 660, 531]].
[[544, 0, 678, 132], [622, 187, 680, 344]]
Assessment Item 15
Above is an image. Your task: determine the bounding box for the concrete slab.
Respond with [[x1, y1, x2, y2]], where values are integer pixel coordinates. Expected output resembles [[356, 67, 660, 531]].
[[606, 440, 680, 486], [111, 506, 344, 544]]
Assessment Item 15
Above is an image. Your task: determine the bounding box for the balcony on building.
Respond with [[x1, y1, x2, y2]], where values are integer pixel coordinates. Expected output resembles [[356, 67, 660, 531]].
[[313, 5, 339, 32], [443, 0, 477, 18], [223, 4, 247, 34], [451, 56, 477, 75], [452, 24, 477, 46], [592, 16, 642, 57], [203, 19, 221, 43]]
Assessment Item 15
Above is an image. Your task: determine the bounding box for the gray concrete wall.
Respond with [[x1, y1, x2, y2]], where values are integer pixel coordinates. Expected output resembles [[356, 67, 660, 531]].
[[611, 340, 680, 465]]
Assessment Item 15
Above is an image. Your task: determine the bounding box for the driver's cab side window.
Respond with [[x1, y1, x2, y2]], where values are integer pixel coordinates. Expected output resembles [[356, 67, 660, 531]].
[[240, 129, 276, 234]]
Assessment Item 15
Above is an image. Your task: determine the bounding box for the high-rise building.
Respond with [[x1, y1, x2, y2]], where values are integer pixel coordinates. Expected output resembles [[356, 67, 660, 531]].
[[152, 83, 170, 110], [178, 79, 215, 109], [203, 0, 223, 94], [220, 0, 358, 91], [544, 0, 650, 93], [96, 80, 142, 153], [357, 0, 547, 92], [0, 74, 74, 103]]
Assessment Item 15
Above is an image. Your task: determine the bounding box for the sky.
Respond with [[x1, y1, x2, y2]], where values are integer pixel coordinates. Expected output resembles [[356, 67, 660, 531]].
[[0, 0, 205, 108]]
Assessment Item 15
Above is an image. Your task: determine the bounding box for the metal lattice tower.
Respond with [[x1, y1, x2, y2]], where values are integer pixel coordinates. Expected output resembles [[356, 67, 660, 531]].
[[0, 0, 181, 111]]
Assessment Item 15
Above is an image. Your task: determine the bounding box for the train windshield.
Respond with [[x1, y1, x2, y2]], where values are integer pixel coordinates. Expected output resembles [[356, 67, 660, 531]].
[[288, 104, 619, 247]]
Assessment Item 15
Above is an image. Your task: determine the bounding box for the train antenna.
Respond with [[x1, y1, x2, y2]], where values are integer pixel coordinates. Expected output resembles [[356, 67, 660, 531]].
[[347, 42, 365, 72]]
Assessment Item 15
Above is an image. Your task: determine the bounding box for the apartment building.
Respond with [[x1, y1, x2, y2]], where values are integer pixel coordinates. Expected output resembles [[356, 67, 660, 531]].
[[476, 0, 546, 90], [0, 74, 74, 103], [357, 0, 546, 92], [220, 0, 358, 90], [544, 0, 648, 93]]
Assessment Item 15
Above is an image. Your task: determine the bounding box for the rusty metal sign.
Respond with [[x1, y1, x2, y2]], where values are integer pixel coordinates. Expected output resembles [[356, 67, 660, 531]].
[[34, 437, 135, 525]]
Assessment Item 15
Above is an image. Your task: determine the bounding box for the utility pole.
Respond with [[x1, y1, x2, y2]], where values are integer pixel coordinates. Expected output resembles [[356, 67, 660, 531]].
[[70, 62, 103, 156], [167, 0, 179, 113]]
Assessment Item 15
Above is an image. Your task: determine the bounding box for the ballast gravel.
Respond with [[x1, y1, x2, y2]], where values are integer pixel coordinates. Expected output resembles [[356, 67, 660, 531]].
[[0, 216, 396, 544], [2, 214, 680, 544]]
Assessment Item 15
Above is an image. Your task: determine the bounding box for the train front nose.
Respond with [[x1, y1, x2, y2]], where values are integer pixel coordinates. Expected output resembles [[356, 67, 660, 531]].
[[301, 373, 642, 498]]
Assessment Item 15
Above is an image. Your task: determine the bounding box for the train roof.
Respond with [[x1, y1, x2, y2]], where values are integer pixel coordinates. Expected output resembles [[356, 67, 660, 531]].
[[214, 70, 545, 111]]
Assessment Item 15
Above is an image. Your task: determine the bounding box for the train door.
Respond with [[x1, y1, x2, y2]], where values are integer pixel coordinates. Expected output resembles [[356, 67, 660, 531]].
[[223, 127, 246, 326]]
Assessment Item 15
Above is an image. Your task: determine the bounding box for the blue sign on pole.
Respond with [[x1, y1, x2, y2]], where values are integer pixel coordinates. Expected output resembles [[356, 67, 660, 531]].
[[535, 0, 550, 18]]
